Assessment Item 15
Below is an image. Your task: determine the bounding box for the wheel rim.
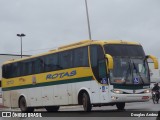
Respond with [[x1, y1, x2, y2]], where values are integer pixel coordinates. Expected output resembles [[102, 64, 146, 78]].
[[20, 98, 26, 111], [153, 95, 155, 104], [82, 94, 87, 110]]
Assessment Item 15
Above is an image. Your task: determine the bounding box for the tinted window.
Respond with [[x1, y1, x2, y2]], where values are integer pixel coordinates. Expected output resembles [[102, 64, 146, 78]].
[[90, 45, 104, 67], [2, 65, 9, 78], [9, 63, 20, 78], [74, 46, 89, 67], [44, 54, 59, 72], [60, 50, 73, 69], [104, 44, 145, 57], [90, 45, 106, 82], [3, 63, 21, 78], [33, 57, 44, 74], [13, 63, 21, 77], [2, 47, 90, 79], [8, 64, 14, 77], [90, 46, 98, 67], [21, 60, 33, 76]]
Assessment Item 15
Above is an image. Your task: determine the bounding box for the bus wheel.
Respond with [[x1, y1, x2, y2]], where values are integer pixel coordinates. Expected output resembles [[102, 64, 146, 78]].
[[116, 102, 125, 110], [82, 92, 92, 112], [19, 97, 34, 113], [45, 106, 60, 112]]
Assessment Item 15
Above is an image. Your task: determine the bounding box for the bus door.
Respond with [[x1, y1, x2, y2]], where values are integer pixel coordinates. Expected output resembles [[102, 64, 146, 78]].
[[90, 45, 109, 103], [98, 59, 110, 103]]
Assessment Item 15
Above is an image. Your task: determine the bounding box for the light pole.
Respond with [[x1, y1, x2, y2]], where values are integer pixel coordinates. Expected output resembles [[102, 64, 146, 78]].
[[17, 33, 26, 58], [85, 0, 92, 40]]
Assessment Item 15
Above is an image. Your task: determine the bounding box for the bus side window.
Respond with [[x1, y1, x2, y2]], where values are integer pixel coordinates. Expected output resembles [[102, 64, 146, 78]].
[[2, 63, 20, 78], [13, 62, 21, 77], [90, 45, 107, 83], [98, 60, 107, 79], [59, 50, 73, 69], [73, 46, 89, 67], [33, 57, 44, 74], [44, 54, 58, 72], [2, 65, 7, 78]]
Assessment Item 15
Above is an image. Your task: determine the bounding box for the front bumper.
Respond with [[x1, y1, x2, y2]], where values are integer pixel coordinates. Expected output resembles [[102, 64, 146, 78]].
[[109, 93, 152, 103]]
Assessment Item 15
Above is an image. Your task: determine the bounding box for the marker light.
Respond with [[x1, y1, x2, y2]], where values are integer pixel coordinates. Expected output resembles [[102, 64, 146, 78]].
[[142, 96, 149, 100], [144, 89, 151, 93], [111, 96, 118, 100], [111, 89, 123, 94]]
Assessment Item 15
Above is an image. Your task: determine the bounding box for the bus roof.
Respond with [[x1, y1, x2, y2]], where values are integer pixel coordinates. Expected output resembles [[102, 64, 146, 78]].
[[2, 40, 140, 65]]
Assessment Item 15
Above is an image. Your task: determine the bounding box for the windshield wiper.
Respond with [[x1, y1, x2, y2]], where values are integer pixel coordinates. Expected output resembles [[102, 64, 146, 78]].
[[132, 62, 144, 84], [122, 61, 131, 84]]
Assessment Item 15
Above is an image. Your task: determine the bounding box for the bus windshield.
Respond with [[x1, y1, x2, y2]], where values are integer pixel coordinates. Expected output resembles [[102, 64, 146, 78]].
[[104, 44, 145, 57], [109, 57, 149, 85], [104, 44, 149, 85]]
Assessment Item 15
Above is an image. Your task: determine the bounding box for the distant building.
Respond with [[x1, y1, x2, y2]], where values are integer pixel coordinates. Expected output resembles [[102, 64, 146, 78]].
[[0, 54, 30, 93]]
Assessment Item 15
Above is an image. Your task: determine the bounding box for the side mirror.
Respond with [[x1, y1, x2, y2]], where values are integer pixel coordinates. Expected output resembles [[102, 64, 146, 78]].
[[105, 54, 114, 70], [146, 55, 158, 69]]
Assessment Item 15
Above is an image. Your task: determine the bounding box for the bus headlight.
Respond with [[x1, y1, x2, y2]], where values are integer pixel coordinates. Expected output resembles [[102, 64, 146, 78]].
[[111, 89, 123, 94], [144, 89, 151, 93]]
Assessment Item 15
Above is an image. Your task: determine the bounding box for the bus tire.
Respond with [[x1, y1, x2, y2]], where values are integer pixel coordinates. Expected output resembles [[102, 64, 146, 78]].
[[116, 102, 125, 110], [45, 106, 60, 112], [19, 97, 34, 113], [82, 92, 92, 112]]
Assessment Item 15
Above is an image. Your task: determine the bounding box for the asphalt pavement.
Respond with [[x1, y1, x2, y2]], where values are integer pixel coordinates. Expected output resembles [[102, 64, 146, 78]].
[[0, 99, 160, 120]]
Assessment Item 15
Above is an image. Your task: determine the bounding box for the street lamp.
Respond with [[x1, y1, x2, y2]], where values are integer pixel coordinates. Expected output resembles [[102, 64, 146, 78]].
[[85, 0, 92, 40], [17, 33, 26, 58]]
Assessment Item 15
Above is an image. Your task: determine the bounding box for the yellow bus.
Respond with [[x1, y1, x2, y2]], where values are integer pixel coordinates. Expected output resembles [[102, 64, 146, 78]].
[[1, 40, 158, 112]]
